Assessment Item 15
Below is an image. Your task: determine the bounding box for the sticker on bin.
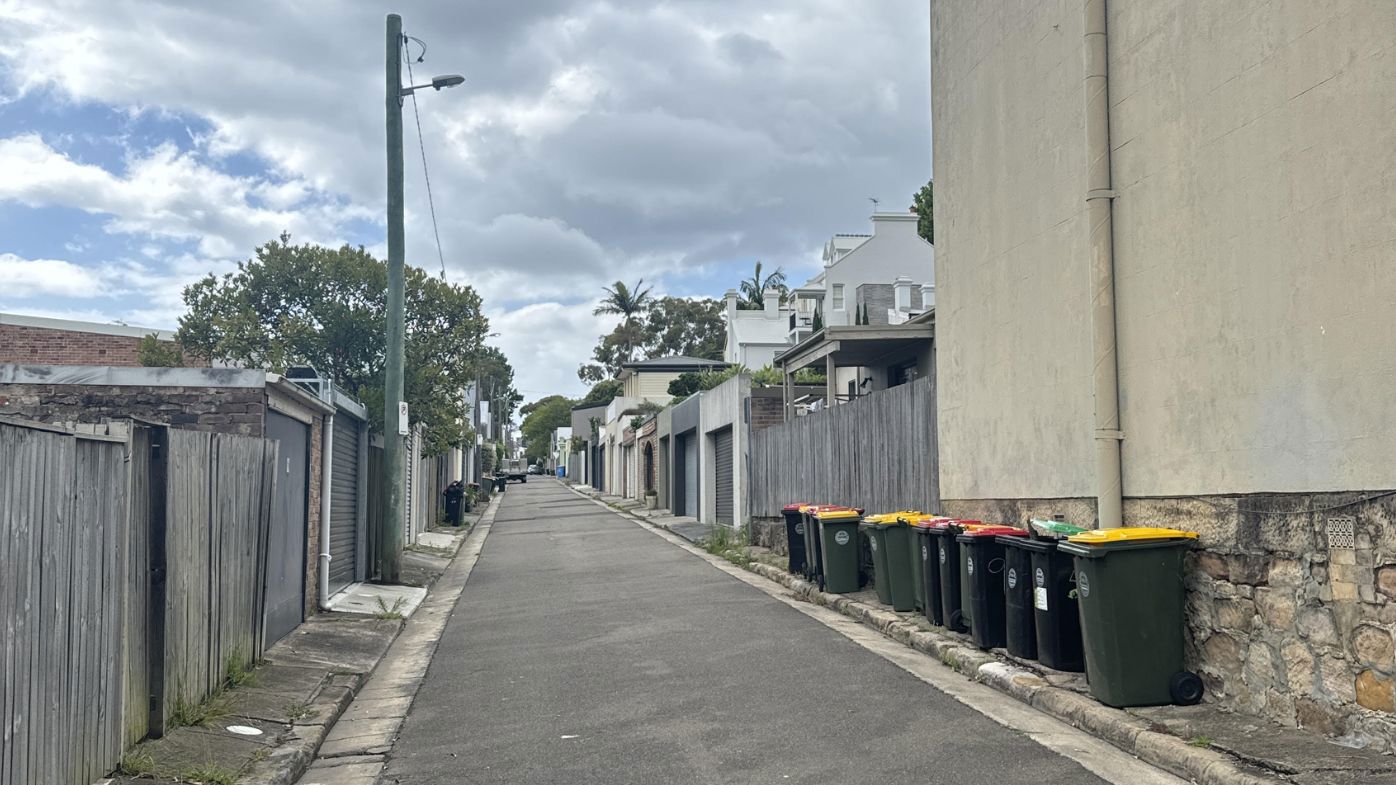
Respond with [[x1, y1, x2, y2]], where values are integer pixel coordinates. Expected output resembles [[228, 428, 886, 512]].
[[922, 544, 928, 560], [938, 544, 947, 563], [834, 530, 850, 546], [1007, 568, 1018, 589], [869, 537, 877, 551], [794, 522, 804, 534], [1034, 587, 1049, 611], [966, 556, 974, 575], [1078, 573, 1090, 598]]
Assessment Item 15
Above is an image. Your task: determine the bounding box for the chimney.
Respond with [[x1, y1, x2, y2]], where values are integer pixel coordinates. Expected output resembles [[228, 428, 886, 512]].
[[763, 287, 781, 317], [893, 276, 913, 311], [920, 282, 935, 309], [724, 288, 739, 320]]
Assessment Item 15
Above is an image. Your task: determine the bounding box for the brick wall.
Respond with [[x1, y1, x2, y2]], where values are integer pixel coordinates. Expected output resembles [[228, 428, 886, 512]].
[[0, 383, 266, 435], [0, 323, 204, 367], [750, 388, 785, 432]]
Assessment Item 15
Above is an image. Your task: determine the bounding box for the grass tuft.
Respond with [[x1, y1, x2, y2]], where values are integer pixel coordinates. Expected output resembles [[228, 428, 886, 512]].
[[701, 525, 752, 567], [119, 748, 156, 776], [179, 762, 240, 785], [1188, 735, 1214, 748], [373, 595, 407, 620]]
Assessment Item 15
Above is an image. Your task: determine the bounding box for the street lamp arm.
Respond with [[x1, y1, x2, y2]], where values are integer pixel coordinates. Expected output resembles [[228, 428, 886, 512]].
[[401, 74, 465, 95]]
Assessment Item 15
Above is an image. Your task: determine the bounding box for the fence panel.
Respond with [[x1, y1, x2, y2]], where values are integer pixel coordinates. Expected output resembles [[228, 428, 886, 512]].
[[749, 376, 939, 519]]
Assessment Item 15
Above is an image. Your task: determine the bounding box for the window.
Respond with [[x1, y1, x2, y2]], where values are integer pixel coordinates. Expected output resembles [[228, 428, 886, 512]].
[[832, 284, 845, 310]]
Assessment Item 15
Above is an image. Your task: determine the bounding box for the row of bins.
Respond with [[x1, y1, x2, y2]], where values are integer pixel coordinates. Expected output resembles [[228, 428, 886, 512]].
[[782, 503, 1203, 708]]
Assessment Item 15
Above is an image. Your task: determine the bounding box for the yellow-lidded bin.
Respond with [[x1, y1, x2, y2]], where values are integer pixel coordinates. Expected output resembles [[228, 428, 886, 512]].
[[814, 508, 863, 593]]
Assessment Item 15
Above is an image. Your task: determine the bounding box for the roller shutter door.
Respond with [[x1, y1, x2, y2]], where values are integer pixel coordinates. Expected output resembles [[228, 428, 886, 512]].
[[328, 415, 362, 595], [713, 427, 734, 525]]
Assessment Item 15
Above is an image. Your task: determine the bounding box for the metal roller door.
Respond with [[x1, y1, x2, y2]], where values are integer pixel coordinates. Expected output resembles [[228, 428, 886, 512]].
[[713, 427, 734, 525], [265, 411, 309, 644], [328, 415, 362, 595], [682, 434, 698, 518]]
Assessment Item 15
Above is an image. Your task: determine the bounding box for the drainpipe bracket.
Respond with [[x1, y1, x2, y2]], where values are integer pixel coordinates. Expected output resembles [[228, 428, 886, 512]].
[[1086, 189, 1117, 201], [1094, 429, 1125, 440]]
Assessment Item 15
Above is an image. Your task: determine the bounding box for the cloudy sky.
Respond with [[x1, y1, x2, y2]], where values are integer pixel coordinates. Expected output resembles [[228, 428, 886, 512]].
[[0, 0, 930, 401]]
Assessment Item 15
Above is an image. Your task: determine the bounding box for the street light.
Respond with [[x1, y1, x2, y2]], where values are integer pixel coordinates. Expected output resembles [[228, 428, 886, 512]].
[[381, 13, 462, 583]]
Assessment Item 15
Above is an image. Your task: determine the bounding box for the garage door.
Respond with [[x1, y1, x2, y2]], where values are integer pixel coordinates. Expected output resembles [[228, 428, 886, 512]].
[[713, 427, 734, 525], [682, 434, 699, 518], [265, 411, 309, 645], [328, 415, 362, 595]]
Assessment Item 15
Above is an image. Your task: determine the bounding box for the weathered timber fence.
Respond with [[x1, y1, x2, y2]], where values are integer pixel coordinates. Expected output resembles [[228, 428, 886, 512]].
[[0, 418, 277, 785], [748, 376, 939, 519]]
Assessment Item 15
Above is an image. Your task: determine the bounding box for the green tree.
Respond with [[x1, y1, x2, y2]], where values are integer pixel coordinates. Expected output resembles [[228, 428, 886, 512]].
[[911, 179, 933, 245], [641, 297, 725, 360], [577, 379, 624, 408], [738, 261, 787, 309], [176, 233, 496, 455], [593, 280, 654, 363], [521, 395, 575, 464], [137, 334, 184, 367]]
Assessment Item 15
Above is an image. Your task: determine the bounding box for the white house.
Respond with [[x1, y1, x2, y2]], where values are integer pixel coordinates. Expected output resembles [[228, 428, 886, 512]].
[[722, 288, 791, 369]]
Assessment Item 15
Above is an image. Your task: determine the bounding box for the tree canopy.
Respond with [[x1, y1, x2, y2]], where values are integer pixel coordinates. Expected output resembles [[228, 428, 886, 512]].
[[176, 233, 503, 455], [911, 179, 933, 245], [520, 394, 574, 463], [577, 379, 624, 408], [738, 261, 787, 309], [579, 294, 726, 382]]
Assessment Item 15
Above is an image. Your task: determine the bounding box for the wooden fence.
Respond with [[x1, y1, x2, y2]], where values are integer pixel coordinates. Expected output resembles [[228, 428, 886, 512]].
[[748, 376, 939, 519], [0, 418, 277, 785]]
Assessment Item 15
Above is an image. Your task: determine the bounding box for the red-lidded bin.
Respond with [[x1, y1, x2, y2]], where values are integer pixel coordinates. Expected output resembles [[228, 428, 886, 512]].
[[956, 526, 1028, 650], [782, 502, 811, 576]]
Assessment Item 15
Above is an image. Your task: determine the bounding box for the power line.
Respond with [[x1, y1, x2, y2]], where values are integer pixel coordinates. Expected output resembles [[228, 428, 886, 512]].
[[402, 33, 448, 279]]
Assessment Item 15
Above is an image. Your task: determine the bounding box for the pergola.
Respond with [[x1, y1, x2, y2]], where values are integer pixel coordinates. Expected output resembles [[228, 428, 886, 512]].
[[774, 312, 935, 420]]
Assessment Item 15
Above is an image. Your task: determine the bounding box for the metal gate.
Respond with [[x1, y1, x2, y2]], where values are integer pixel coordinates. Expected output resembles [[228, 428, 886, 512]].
[[713, 427, 734, 525], [328, 414, 362, 595], [682, 433, 699, 518], [265, 411, 309, 644]]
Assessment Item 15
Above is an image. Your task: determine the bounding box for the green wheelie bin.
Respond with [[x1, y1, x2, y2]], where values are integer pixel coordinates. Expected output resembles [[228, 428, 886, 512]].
[[910, 517, 953, 625], [928, 520, 980, 632], [815, 508, 864, 594], [1058, 528, 1204, 707], [860, 512, 920, 611]]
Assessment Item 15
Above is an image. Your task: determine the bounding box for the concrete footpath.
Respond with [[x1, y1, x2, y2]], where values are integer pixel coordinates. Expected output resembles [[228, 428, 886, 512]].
[[378, 479, 1182, 785]]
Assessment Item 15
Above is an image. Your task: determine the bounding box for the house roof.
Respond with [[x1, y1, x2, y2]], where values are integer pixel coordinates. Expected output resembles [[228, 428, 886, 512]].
[[0, 311, 176, 341], [618, 355, 729, 373], [774, 313, 935, 371]]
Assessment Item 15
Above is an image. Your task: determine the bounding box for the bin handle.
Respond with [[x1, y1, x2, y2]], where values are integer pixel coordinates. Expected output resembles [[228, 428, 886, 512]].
[[987, 557, 1006, 574]]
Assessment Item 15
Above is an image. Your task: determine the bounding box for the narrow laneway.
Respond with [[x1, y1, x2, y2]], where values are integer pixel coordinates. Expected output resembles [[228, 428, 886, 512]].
[[384, 480, 1132, 784]]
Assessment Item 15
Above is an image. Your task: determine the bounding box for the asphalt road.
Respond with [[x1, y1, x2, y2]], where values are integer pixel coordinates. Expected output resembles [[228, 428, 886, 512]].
[[382, 480, 1119, 785]]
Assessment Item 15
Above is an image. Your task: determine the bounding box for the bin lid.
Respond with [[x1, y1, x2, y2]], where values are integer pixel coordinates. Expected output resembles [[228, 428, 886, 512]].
[[814, 508, 862, 521], [863, 510, 921, 524], [799, 503, 845, 513], [783, 502, 812, 513], [909, 516, 955, 529], [1066, 527, 1199, 545], [958, 525, 1026, 539]]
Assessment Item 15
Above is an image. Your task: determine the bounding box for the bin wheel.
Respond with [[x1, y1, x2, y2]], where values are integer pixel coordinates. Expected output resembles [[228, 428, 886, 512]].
[[947, 609, 965, 633], [1169, 671, 1204, 706]]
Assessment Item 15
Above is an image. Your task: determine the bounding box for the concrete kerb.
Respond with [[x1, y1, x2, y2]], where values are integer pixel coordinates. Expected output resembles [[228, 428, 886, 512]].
[[240, 492, 502, 785], [561, 483, 1286, 785]]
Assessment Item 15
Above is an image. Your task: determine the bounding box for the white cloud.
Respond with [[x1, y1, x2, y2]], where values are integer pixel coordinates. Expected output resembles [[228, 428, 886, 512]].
[[488, 301, 618, 401], [0, 253, 108, 297]]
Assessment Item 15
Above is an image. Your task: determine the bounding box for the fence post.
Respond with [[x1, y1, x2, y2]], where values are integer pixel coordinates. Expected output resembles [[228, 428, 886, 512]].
[[145, 424, 169, 739]]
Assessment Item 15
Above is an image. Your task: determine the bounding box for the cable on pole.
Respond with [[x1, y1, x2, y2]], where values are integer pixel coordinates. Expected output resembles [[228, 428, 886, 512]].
[[403, 33, 448, 280]]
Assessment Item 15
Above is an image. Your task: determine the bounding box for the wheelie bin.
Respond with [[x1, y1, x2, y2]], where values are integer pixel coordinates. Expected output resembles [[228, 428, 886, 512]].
[[781, 502, 811, 576], [957, 526, 1027, 650], [911, 517, 953, 625], [1058, 528, 1204, 707], [860, 512, 921, 611], [799, 505, 854, 587], [998, 534, 1037, 659], [928, 520, 981, 632], [814, 508, 864, 594], [1018, 537, 1084, 672]]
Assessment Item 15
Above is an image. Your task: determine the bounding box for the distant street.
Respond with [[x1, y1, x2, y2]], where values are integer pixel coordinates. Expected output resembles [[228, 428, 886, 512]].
[[381, 480, 1170, 785]]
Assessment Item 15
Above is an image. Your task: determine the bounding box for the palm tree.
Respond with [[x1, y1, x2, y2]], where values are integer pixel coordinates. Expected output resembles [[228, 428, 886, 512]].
[[593, 279, 654, 363], [738, 261, 787, 309]]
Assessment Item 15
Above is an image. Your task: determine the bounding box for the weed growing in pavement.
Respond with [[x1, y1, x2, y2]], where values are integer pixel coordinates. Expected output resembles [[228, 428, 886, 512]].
[[179, 762, 240, 785], [223, 646, 258, 688], [373, 596, 408, 620], [169, 687, 233, 729], [701, 525, 752, 567], [119, 749, 156, 776], [1188, 736, 1214, 748], [284, 701, 318, 722]]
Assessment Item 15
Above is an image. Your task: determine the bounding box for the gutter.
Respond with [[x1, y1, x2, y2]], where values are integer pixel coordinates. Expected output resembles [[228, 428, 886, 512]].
[[1084, 0, 1124, 528]]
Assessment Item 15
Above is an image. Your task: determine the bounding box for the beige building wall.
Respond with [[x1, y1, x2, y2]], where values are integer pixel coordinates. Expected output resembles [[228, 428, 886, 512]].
[[932, 0, 1096, 502], [933, 0, 1396, 503]]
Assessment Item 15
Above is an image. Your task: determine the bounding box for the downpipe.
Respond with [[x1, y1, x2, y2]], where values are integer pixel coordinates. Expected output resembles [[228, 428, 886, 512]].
[[1084, 0, 1123, 528], [319, 412, 335, 610]]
